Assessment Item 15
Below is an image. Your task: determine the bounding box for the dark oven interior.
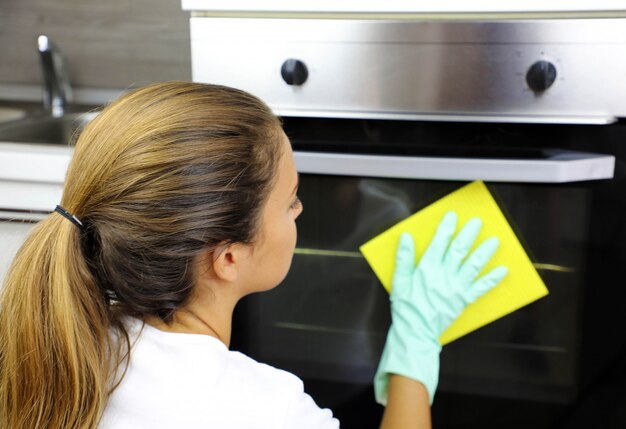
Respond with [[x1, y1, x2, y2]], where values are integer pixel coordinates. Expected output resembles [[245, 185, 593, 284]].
[[231, 117, 626, 428]]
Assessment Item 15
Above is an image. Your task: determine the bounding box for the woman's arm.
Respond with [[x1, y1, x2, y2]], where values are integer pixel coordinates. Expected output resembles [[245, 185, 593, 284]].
[[380, 375, 431, 429]]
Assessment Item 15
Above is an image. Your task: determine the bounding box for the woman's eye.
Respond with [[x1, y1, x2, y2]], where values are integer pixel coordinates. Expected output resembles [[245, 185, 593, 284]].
[[291, 195, 302, 210]]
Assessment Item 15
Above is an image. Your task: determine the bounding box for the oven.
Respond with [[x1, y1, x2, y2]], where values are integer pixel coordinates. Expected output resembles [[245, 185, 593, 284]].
[[185, 12, 626, 428]]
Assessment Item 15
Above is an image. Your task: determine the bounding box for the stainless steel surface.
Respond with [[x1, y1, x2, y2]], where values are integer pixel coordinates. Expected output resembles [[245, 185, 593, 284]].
[[190, 18, 626, 123], [277, 110, 617, 125], [37, 35, 73, 118], [182, 0, 626, 15], [0, 111, 97, 145], [294, 150, 615, 183]]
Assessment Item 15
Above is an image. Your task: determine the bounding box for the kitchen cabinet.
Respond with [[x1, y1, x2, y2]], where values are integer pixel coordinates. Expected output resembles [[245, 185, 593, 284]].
[[0, 142, 69, 285], [0, 221, 36, 285]]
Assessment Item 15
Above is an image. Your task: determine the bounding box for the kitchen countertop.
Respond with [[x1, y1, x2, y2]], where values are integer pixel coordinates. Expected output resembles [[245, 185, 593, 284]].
[[0, 142, 72, 213]]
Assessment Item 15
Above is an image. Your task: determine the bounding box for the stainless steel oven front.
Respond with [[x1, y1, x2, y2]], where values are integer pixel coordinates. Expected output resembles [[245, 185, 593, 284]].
[[188, 15, 626, 428]]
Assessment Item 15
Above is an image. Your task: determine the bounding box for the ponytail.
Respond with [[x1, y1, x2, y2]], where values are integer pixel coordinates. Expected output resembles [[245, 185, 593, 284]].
[[0, 214, 123, 428]]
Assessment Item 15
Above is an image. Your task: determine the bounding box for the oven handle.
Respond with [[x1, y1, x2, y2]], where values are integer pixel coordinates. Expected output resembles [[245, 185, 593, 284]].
[[293, 150, 615, 183], [277, 110, 618, 125]]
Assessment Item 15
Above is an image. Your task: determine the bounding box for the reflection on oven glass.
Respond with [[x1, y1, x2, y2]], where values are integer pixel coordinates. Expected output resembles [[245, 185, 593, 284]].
[[256, 178, 412, 383]]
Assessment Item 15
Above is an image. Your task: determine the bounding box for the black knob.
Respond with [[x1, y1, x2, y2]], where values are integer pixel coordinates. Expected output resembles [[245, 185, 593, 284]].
[[281, 59, 308, 86], [526, 60, 557, 93]]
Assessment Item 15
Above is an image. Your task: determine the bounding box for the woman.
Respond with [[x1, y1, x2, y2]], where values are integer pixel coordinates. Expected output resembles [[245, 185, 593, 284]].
[[0, 82, 507, 428]]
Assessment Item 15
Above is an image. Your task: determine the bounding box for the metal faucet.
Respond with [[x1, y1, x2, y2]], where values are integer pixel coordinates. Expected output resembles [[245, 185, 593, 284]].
[[37, 35, 73, 117]]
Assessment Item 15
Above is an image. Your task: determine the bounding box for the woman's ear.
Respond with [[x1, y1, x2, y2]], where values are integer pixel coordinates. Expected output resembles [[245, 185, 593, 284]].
[[211, 242, 251, 283]]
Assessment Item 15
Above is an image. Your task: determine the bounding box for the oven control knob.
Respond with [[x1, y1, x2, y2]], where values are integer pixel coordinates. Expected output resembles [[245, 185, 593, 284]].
[[526, 60, 557, 93], [281, 59, 308, 86]]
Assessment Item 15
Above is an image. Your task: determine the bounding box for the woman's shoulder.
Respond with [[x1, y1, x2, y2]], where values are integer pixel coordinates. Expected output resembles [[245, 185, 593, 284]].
[[122, 317, 303, 393], [226, 348, 304, 391]]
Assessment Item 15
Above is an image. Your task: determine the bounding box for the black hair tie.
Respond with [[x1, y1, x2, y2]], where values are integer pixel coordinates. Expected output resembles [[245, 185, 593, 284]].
[[54, 205, 84, 229]]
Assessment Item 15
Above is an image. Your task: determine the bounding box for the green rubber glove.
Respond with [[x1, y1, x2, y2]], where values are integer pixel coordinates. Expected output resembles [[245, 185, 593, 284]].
[[374, 211, 509, 405]]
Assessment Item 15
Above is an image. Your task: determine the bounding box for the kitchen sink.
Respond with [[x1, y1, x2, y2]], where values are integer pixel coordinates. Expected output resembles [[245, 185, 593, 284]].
[[0, 111, 98, 145]]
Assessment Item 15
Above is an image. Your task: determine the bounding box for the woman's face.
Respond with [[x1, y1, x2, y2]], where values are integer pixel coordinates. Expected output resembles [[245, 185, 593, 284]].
[[243, 131, 303, 293]]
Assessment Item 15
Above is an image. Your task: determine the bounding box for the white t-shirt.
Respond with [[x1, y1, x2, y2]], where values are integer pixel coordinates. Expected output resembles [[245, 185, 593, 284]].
[[99, 318, 340, 429]]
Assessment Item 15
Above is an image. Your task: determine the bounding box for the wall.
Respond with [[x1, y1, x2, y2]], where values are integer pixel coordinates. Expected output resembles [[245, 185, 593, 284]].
[[0, 0, 191, 93]]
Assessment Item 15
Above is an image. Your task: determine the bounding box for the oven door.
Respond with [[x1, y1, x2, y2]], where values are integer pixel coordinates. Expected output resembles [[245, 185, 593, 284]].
[[231, 119, 626, 429]]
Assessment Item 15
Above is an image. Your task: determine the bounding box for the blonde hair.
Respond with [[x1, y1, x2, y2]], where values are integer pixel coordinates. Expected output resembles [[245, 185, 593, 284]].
[[0, 82, 282, 428]]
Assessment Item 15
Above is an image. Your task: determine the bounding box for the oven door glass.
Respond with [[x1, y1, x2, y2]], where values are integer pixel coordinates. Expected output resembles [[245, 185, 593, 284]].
[[235, 178, 588, 394]]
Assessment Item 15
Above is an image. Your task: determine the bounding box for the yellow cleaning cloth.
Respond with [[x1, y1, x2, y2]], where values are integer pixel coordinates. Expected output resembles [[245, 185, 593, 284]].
[[359, 181, 549, 345]]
